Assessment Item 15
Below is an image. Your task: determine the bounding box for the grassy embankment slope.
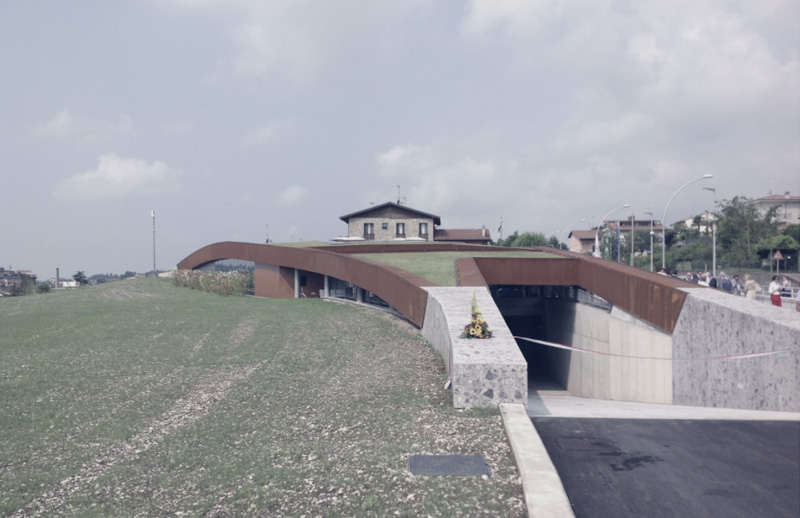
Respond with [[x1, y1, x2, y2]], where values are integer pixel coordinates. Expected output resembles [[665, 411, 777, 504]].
[[0, 278, 524, 517]]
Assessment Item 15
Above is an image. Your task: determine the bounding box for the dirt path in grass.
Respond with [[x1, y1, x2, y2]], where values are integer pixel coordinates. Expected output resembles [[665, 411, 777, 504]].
[[11, 365, 258, 518]]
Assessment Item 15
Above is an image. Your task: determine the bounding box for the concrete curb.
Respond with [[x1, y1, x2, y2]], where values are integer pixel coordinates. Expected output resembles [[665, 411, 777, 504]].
[[500, 403, 574, 518]]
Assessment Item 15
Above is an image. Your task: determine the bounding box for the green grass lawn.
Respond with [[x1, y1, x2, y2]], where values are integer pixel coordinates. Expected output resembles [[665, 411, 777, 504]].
[[0, 278, 524, 516], [356, 251, 558, 286]]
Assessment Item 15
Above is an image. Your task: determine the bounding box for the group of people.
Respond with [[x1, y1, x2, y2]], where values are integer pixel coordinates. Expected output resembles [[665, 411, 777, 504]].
[[657, 268, 795, 308]]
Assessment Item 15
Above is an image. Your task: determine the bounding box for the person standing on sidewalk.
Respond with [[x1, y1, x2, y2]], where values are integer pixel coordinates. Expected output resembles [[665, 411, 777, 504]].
[[744, 274, 761, 300], [768, 275, 782, 307], [731, 274, 743, 296], [718, 272, 732, 292]]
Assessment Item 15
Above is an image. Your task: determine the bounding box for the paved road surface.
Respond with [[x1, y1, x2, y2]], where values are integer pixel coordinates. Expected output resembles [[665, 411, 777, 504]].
[[528, 390, 800, 518]]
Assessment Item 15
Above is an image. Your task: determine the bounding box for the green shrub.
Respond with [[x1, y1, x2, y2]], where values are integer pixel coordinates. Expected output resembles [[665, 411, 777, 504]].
[[172, 270, 251, 296]]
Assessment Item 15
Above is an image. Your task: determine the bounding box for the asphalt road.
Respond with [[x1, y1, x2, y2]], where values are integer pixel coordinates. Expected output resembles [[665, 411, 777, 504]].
[[532, 418, 800, 518]]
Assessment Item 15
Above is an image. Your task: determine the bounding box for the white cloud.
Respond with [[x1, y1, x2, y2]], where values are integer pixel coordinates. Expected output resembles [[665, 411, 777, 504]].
[[374, 142, 503, 215], [33, 110, 133, 144], [241, 120, 290, 147], [552, 112, 653, 154], [155, 0, 432, 83], [55, 153, 182, 200], [277, 184, 310, 206]]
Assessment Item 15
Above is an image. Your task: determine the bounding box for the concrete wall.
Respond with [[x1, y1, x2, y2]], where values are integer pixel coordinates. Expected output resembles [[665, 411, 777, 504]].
[[544, 299, 673, 404], [540, 289, 799, 412], [672, 288, 800, 412], [422, 287, 527, 408]]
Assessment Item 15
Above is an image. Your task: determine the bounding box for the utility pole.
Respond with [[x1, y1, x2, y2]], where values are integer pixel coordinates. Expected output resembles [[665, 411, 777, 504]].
[[151, 210, 156, 277]]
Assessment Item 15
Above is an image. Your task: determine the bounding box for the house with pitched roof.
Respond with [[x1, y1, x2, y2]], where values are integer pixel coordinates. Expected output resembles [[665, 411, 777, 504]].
[[335, 201, 491, 244], [749, 192, 800, 227]]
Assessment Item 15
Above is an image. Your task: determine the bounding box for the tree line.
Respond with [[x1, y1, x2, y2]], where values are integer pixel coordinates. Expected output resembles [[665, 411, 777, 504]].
[[494, 196, 800, 272]]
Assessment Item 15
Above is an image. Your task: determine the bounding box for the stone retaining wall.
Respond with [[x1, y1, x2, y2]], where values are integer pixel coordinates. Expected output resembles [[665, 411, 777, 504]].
[[422, 287, 527, 409], [672, 288, 800, 412]]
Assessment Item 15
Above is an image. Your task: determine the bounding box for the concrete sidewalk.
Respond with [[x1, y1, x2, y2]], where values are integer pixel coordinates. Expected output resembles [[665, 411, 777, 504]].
[[528, 390, 800, 420]]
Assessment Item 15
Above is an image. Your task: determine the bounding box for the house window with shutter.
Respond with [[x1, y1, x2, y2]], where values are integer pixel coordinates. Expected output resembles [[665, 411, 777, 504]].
[[396, 222, 405, 238], [364, 222, 374, 240]]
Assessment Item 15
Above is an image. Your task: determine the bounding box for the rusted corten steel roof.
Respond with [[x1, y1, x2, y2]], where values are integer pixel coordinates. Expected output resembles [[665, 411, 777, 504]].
[[466, 247, 700, 334], [455, 258, 487, 287], [178, 241, 698, 334], [177, 241, 436, 327]]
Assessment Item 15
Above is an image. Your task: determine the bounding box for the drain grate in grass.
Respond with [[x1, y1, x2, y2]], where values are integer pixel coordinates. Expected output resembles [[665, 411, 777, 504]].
[[409, 454, 491, 477]]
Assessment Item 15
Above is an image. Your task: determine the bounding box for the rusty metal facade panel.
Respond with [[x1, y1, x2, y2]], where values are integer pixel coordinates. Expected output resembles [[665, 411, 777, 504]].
[[576, 260, 688, 334], [467, 255, 688, 334], [178, 242, 430, 328], [254, 263, 295, 298], [455, 258, 486, 286], [472, 257, 579, 286]]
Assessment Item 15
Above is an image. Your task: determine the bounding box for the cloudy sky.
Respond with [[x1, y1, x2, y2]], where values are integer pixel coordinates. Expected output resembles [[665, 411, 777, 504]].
[[2, 0, 798, 278]]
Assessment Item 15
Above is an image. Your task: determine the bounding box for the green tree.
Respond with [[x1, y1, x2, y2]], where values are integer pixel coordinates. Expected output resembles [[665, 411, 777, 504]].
[[717, 196, 779, 268], [73, 271, 88, 286], [756, 234, 800, 268], [508, 231, 549, 248], [494, 231, 518, 247], [495, 231, 551, 248], [547, 235, 566, 249]]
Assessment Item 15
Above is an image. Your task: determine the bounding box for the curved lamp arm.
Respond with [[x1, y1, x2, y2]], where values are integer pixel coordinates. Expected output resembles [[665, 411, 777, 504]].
[[662, 174, 713, 269]]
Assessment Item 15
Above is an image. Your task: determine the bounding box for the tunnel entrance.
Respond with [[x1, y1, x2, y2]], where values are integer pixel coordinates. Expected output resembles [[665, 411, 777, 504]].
[[490, 284, 613, 393]]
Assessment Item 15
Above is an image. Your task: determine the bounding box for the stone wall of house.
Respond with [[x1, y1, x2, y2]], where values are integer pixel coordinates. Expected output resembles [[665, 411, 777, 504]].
[[348, 215, 434, 241]]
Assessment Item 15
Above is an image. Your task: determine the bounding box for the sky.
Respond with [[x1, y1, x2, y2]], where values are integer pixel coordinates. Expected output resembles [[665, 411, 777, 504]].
[[2, 0, 799, 279]]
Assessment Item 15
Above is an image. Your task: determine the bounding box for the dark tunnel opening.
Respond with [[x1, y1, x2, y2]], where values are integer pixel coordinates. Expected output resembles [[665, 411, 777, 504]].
[[490, 284, 613, 394]]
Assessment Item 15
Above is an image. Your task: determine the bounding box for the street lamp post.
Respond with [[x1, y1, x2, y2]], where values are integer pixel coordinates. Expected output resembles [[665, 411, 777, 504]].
[[644, 210, 654, 272], [561, 218, 587, 251], [630, 212, 635, 266], [703, 187, 717, 277], [597, 204, 631, 260], [662, 175, 713, 270]]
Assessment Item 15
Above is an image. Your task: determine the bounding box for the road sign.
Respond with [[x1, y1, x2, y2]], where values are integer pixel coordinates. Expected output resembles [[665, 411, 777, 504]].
[[773, 250, 784, 261]]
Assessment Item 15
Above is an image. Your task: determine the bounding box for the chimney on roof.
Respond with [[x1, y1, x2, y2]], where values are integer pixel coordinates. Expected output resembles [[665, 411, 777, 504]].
[[482, 225, 486, 237]]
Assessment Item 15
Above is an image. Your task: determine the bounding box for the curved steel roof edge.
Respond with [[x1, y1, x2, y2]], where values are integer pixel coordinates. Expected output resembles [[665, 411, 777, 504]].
[[177, 241, 435, 327], [178, 241, 702, 334]]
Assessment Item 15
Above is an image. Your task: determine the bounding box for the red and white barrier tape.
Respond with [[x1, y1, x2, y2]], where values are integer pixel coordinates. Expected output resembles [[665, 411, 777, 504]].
[[514, 336, 800, 361]]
